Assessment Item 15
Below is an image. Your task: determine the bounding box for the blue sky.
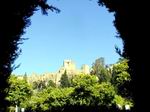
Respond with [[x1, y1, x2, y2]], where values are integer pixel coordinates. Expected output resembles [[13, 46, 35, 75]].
[[13, 0, 123, 75]]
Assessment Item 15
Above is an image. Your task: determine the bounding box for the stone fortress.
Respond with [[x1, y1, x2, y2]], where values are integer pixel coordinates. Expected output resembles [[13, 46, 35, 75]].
[[24, 60, 90, 85]]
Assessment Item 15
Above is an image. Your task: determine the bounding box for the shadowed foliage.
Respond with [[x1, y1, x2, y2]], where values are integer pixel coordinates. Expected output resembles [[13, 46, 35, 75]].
[[99, 0, 149, 111], [0, 0, 59, 110], [0, 0, 147, 111]]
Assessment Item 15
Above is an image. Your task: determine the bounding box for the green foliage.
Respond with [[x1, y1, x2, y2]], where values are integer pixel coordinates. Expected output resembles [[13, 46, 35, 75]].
[[6, 59, 133, 111], [24, 87, 74, 111], [71, 74, 99, 106], [112, 59, 129, 76], [71, 74, 96, 106], [113, 95, 125, 107], [111, 58, 131, 97], [23, 73, 28, 82], [7, 75, 32, 106], [32, 81, 39, 90], [72, 74, 98, 87], [60, 70, 71, 88], [47, 80, 56, 88], [71, 74, 116, 109], [21, 88, 52, 111], [113, 95, 133, 110], [93, 82, 116, 107], [47, 88, 74, 110], [22, 74, 118, 111], [32, 80, 46, 90], [113, 71, 130, 87]]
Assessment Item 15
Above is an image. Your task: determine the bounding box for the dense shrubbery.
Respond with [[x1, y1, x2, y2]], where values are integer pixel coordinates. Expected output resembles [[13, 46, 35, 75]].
[[7, 58, 133, 111]]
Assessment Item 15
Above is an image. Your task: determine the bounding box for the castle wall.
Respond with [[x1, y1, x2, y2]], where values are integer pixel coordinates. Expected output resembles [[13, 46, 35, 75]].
[[19, 60, 90, 86]]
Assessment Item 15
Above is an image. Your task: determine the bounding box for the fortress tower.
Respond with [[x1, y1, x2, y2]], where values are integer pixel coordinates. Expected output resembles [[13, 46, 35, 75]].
[[63, 60, 76, 75], [63, 60, 76, 70], [81, 64, 90, 74], [19, 60, 90, 86]]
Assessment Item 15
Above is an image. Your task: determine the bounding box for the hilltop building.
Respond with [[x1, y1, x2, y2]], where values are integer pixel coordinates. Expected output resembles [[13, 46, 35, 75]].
[[25, 60, 90, 85]]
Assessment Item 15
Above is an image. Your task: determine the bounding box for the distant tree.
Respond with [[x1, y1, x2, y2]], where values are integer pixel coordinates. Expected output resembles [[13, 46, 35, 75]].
[[60, 70, 71, 88], [32, 81, 39, 90], [91, 57, 111, 83], [38, 80, 47, 90], [32, 80, 46, 90], [47, 80, 56, 88], [23, 72, 28, 82]]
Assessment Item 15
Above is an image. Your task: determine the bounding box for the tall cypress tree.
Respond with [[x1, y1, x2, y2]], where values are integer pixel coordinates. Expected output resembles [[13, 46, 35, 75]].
[[60, 70, 71, 88]]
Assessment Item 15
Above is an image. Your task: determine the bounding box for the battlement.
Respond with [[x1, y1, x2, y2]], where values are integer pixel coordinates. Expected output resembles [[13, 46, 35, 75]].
[[21, 60, 90, 86], [63, 60, 76, 70]]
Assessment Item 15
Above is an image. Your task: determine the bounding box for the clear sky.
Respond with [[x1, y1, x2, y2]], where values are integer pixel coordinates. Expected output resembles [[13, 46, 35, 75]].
[[13, 0, 123, 75]]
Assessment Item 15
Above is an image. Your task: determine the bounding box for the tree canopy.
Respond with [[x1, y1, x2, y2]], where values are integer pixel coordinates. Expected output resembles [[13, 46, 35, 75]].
[[7, 75, 32, 107], [7, 59, 133, 112]]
